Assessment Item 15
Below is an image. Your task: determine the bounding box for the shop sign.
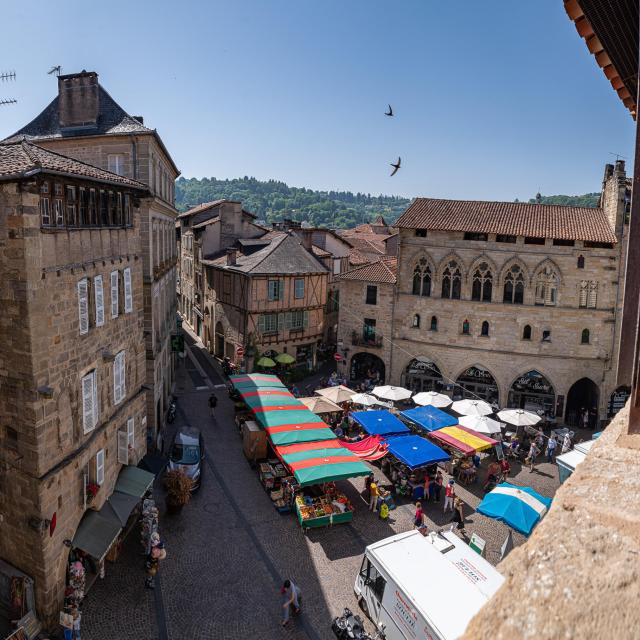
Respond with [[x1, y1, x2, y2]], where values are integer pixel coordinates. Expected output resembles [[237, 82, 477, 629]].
[[407, 359, 440, 376], [457, 366, 496, 385], [609, 387, 630, 416], [469, 533, 486, 557], [392, 589, 418, 639], [512, 370, 553, 395], [236, 346, 245, 357]]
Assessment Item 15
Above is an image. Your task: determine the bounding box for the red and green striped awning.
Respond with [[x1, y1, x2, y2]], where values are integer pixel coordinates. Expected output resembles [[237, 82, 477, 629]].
[[265, 423, 337, 446], [230, 374, 287, 390], [255, 409, 326, 428], [242, 393, 303, 410], [278, 446, 371, 487], [275, 440, 344, 456]]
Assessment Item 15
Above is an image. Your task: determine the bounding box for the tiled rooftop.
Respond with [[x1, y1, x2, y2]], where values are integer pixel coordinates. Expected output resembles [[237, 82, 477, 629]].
[[336, 257, 397, 284]]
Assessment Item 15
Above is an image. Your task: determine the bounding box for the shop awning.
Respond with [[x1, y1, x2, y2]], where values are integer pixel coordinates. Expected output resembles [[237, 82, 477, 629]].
[[230, 374, 287, 389], [240, 388, 294, 400], [72, 510, 121, 561], [341, 435, 389, 461], [384, 435, 449, 469], [114, 465, 155, 498], [275, 440, 344, 456], [428, 425, 498, 455], [99, 491, 140, 527], [351, 410, 411, 436], [254, 409, 326, 428], [265, 423, 337, 446], [279, 447, 371, 487], [243, 395, 301, 410], [401, 406, 458, 432]]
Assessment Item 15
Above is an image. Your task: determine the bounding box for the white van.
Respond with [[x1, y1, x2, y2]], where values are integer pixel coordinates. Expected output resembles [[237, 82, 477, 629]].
[[354, 530, 504, 640]]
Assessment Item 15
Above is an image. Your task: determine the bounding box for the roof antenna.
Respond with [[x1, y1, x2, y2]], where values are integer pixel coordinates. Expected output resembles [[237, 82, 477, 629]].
[[608, 152, 626, 163], [0, 71, 16, 82], [48, 65, 62, 77], [535, 191, 542, 204], [0, 98, 17, 106]]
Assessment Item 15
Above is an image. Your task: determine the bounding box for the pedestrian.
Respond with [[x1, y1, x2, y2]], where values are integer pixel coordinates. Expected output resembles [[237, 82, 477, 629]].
[[60, 608, 74, 640], [546, 435, 557, 462], [423, 475, 431, 503], [499, 457, 511, 482], [450, 497, 466, 537], [443, 479, 455, 512], [208, 393, 217, 418], [434, 470, 443, 502], [72, 605, 82, 640], [281, 579, 301, 626], [526, 441, 539, 473], [145, 540, 166, 589], [369, 478, 379, 513], [364, 473, 373, 496], [413, 501, 424, 530], [561, 431, 573, 454], [581, 408, 589, 430]]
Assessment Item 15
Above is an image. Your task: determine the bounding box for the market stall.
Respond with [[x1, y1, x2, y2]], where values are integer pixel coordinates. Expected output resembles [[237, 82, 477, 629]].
[[351, 410, 411, 437], [294, 487, 355, 529], [298, 395, 343, 415], [340, 435, 388, 460], [315, 385, 356, 404], [400, 406, 457, 433]]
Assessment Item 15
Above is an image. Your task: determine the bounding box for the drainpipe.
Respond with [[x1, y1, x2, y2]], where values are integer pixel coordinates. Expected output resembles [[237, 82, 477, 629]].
[[129, 134, 138, 180]]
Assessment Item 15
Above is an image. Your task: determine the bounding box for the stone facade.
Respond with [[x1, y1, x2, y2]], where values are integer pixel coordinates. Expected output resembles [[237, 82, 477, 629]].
[[339, 163, 631, 427], [0, 173, 148, 627]]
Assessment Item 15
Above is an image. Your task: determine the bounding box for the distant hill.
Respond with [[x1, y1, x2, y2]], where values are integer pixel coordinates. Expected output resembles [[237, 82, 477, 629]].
[[175, 176, 410, 228], [526, 193, 600, 208]]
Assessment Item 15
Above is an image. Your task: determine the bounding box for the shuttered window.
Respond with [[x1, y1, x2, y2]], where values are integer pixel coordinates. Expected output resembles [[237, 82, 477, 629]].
[[94, 275, 105, 327], [113, 351, 126, 405], [127, 417, 135, 447], [587, 282, 598, 309], [82, 371, 98, 434], [579, 281, 588, 308], [110, 271, 119, 318], [96, 449, 105, 485], [78, 279, 89, 335], [123, 267, 133, 313], [117, 430, 129, 465]]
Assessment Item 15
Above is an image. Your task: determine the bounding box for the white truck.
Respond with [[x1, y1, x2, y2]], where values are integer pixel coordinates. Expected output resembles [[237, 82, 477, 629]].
[[354, 530, 504, 640]]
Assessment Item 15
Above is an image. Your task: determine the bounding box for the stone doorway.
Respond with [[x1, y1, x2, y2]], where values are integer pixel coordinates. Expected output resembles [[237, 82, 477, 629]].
[[350, 352, 385, 383], [565, 377, 599, 428]]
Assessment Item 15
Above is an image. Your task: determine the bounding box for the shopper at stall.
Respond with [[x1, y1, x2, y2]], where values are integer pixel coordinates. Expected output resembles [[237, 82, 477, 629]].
[[72, 605, 82, 640], [499, 458, 511, 482], [434, 470, 443, 502], [443, 479, 456, 512], [281, 579, 301, 626], [369, 479, 380, 513], [145, 540, 167, 589], [451, 497, 467, 537], [546, 435, 558, 462]]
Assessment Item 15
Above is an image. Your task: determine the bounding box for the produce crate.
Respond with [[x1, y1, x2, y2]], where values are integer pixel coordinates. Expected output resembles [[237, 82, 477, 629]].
[[294, 501, 353, 529]]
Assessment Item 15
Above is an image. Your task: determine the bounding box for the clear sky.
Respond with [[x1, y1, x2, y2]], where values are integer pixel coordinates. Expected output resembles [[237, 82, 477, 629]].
[[0, 0, 635, 200]]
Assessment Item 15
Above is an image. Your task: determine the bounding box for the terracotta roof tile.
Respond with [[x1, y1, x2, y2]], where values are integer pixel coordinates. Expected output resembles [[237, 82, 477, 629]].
[[395, 198, 617, 243], [0, 141, 148, 189], [336, 257, 397, 284]]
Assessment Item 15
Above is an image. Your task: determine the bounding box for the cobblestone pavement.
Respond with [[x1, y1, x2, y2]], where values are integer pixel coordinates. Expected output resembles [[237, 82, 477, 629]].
[[81, 330, 568, 639]]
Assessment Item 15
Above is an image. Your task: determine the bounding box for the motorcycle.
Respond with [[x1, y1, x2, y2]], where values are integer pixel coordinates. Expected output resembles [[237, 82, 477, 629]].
[[167, 399, 177, 424], [331, 608, 384, 640]]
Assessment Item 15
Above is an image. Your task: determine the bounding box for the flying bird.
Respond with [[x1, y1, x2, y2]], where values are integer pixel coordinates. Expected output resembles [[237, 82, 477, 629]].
[[390, 157, 401, 176], [385, 104, 393, 117]]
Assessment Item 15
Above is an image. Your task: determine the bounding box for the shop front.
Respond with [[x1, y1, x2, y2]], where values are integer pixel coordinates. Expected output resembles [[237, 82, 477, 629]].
[[453, 366, 499, 405], [403, 358, 445, 393], [508, 370, 556, 418]]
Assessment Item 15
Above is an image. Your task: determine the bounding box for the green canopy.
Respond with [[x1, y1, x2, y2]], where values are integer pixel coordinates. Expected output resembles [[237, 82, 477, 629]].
[[114, 465, 154, 498], [242, 394, 303, 409], [232, 379, 287, 391], [72, 510, 121, 561], [267, 425, 337, 446], [255, 409, 326, 428], [275, 353, 296, 364], [256, 356, 276, 367], [281, 447, 371, 487]]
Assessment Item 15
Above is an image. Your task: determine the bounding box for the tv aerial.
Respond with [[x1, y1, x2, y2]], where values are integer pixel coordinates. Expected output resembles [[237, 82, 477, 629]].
[[48, 65, 62, 77], [0, 70, 16, 106]]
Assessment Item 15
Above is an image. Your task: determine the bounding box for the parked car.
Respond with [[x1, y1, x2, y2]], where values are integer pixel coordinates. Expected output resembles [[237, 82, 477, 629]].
[[167, 426, 204, 490]]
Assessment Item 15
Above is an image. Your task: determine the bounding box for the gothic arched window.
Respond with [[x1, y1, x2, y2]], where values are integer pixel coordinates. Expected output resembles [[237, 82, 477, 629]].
[[412, 258, 432, 297], [441, 260, 462, 299], [481, 320, 489, 336], [523, 324, 532, 340], [581, 328, 590, 344], [535, 266, 559, 306], [503, 264, 525, 304], [472, 262, 493, 302], [430, 316, 438, 331]]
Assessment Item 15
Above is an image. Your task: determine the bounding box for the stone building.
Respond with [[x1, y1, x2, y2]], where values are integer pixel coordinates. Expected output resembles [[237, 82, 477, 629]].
[[339, 162, 631, 427], [3, 70, 179, 448], [0, 141, 150, 627], [335, 258, 397, 383], [176, 199, 266, 345], [201, 232, 328, 369]]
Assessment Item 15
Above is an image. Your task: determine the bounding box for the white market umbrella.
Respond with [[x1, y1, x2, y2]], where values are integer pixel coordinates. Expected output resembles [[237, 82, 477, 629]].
[[372, 385, 412, 402], [298, 396, 342, 414], [412, 391, 452, 408], [497, 409, 541, 427], [459, 415, 504, 436], [351, 393, 384, 407], [452, 399, 493, 417], [315, 385, 355, 404]]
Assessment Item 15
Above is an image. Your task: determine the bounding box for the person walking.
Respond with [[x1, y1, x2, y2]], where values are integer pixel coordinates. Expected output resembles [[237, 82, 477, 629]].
[[434, 470, 443, 502], [208, 393, 217, 418], [450, 497, 467, 537], [526, 441, 540, 473], [443, 479, 455, 512], [546, 436, 557, 463], [413, 501, 424, 530], [145, 540, 166, 589], [281, 579, 301, 626], [369, 478, 379, 513]]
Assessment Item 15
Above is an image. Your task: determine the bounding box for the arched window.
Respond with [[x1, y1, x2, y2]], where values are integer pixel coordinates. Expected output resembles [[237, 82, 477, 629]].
[[441, 260, 462, 299], [535, 266, 559, 306], [503, 264, 525, 304], [430, 315, 438, 331], [581, 328, 590, 344], [577, 255, 585, 269], [462, 319, 470, 335], [481, 321, 489, 336], [412, 259, 432, 297], [472, 263, 493, 302], [412, 314, 421, 328], [542, 329, 551, 342], [522, 324, 532, 340]]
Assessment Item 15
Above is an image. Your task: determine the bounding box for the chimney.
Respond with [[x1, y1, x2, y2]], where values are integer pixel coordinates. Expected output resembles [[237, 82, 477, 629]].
[[132, 115, 144, 125], [600, 160, 627, 236], [58, 70, 99, 131], [226, 248, 237, 266], [300, 230, 313, 251]]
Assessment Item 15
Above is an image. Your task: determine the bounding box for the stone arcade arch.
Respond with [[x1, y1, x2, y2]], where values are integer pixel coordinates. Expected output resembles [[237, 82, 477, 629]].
[[508, 370, 556, 418], [403, 357, 444, 393], [453, 365, 499, 405], [350, 352, 386, 383], [565, 377, 600, 428]]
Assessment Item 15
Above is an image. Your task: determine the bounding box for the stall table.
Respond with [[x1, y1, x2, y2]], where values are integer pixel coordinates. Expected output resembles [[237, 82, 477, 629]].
[[294, 494, 353, 529]]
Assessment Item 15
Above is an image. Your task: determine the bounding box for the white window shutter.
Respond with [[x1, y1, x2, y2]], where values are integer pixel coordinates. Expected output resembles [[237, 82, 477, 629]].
[[81, 373, 95, 434], [123, 267, 133, 313], [117, 430, 129, 465], [113, 353, 122, 404], [94, 275, 105, 327], [120, 351, 126, 402], [92, 371, 99, 428], [579, 282, 588, 308], [111, 271, 119, 318], [588, 282, 598, 308], [78, 279, 89, 335], [96, 449, 105, 485], [127, 417, 135, 447]]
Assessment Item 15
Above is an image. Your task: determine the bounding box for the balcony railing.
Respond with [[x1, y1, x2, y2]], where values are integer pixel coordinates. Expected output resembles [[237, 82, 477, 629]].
[[351, 330, 383, 348]]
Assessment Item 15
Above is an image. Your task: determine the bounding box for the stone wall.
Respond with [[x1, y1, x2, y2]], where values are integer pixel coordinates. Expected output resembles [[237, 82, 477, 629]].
[[461, 403, 640, 640]]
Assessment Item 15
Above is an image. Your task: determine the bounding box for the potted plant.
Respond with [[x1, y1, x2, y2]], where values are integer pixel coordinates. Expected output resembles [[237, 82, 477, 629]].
[[163, 469, 193, 513], [86, 483, 99, 504]]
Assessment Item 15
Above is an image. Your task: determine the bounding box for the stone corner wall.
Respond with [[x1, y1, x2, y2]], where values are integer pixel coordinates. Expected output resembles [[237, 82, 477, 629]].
[[461, 402, 640, 640]]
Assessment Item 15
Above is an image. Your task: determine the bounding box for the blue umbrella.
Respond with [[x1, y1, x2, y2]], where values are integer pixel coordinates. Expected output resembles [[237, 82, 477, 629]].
[[476, 482, 552, 536]]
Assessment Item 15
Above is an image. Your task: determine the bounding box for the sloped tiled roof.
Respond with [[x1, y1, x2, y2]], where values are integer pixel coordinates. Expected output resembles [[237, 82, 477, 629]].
[[203, 232, 328, 275], [0, 141, 148, 189], [178, 199, 230, 219], [336, 257, 397, 284], [396, 198, 617, 243]]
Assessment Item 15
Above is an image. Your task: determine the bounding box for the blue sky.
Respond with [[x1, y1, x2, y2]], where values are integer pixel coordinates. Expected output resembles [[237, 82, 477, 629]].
[[0, 0, 635, 200]]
